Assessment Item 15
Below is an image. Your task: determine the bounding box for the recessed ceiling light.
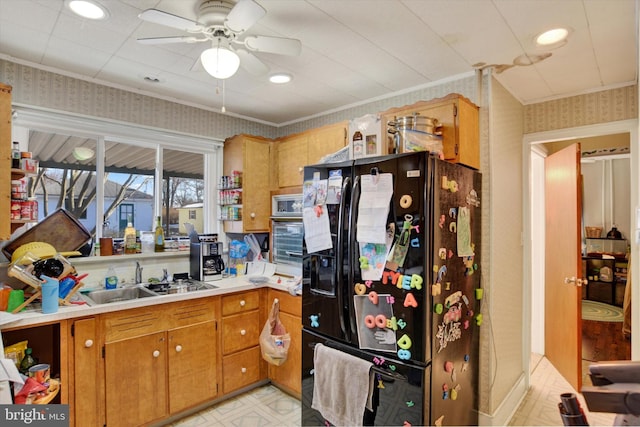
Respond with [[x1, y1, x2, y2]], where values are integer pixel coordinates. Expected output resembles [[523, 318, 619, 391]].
[[66, 0, 109, 20], [269, 73, 292, 84], [536, 28, 569, 47]]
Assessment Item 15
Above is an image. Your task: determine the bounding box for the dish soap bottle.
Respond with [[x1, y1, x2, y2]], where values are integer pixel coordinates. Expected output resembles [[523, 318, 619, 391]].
[[124, 216, 137, 254], [105, 265, 118, 290], [19, 348, 37, 375], [154, 216, 164, 252]]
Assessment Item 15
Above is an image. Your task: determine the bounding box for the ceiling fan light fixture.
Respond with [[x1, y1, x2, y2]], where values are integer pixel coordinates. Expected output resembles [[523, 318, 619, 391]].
[[269, 73, 292, 84], [535, 28, 569, 47], [66, 0, 109, 20], [201, 39, 240, 80]]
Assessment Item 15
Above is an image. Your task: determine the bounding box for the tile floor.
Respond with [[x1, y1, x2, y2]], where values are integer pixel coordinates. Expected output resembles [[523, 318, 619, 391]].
[[508, 355, 615, 426], [171, 385, 300, 427], [171, 358, 616, 426]]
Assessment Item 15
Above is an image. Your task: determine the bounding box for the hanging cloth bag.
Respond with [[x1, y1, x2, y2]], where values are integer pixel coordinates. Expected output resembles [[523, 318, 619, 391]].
[[260, 298, 291, 366]]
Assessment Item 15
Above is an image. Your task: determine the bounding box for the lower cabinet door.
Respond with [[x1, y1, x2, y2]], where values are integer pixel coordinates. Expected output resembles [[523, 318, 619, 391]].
[[268, 311, 302, 396], [71, 317, 101, 427], [168, 321, 218, 414], [104, 332, 168, 427], [223, 346, 262, 394]]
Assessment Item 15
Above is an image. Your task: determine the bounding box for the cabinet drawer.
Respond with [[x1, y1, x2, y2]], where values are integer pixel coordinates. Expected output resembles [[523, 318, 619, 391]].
[[222, 310, 260, 354], [103, 306, 165, 342], [268, 290, 301, 317], [167, 297, 217, 329], [222, 290, 260, 316], [222, 346, 262, 394]]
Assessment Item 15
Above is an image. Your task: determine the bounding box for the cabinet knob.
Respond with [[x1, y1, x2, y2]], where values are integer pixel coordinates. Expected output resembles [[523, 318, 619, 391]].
[[84, 339, 93, 348], [298, 167, 303, 173], [240, 329, 246, 336], [153, 350, 160, 358], [241, 367, 247, 374], [250, 212, 256, 218], [240, 300, 246, 307], [175, 345, 183, 352]]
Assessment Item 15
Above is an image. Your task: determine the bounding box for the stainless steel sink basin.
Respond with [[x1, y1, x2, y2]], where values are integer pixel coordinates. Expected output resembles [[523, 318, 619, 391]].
[[143, 280, 218, 294], [83, 285, 159, 305]]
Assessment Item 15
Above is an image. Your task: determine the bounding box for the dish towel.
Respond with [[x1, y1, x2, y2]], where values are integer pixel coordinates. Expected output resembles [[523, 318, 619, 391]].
[[311, 343, 375, 427]]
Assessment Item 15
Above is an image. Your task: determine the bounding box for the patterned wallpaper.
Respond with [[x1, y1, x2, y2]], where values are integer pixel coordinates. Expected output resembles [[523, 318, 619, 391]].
[[277, 75, 479, 136], [524, 85, 637, 133], [0, 59, 277, 141]]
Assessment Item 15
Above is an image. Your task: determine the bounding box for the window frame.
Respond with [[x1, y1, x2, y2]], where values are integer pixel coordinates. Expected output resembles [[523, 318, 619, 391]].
[[12, 106, 223, 241]]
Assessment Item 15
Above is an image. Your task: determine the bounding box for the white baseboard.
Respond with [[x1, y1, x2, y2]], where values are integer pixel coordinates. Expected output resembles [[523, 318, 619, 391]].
[[479, 372, 527, 426]]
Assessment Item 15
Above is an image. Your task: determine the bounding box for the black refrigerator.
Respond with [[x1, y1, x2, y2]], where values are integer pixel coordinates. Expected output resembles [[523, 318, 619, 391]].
[[301, 152, 481, 426]]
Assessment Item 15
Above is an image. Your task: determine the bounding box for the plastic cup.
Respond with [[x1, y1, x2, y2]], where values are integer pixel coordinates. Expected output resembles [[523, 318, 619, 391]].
[[6, 290, 24, 312]]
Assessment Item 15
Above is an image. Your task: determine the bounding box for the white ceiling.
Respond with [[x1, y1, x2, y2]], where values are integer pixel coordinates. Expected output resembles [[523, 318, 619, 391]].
[[0, 0, 637, 125]]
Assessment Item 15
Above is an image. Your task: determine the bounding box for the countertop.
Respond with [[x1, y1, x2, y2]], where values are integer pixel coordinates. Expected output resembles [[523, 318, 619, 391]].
[[0, 274, 301, 330]]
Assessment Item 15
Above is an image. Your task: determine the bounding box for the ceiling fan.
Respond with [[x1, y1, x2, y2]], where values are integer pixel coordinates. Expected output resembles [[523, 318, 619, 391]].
[[137, 0, 301, 79]]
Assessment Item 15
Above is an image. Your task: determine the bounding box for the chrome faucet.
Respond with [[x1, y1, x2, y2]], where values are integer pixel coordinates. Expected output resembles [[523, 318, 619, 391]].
[[135, 262, 143, 284]]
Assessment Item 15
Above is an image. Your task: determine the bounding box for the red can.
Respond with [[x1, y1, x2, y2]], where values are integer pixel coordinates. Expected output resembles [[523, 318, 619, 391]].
[[20, 200, 31, 220]]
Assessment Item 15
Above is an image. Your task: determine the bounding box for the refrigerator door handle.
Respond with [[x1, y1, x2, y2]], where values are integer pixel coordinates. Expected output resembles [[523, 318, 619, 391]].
[[336, 176, 351, 339], [347, 174, 361, 338]]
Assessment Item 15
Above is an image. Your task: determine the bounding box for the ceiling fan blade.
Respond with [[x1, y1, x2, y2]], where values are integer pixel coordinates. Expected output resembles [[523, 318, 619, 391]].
[[139, 9, 202, 32], [225, 0, 266, 33], [243, 35, 302, 56], [137, 36, 205, 45], [235, 49, 270, 76]]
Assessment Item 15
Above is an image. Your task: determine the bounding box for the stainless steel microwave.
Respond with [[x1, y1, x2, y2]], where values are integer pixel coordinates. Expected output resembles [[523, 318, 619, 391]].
[[271, 194, 303, 276]]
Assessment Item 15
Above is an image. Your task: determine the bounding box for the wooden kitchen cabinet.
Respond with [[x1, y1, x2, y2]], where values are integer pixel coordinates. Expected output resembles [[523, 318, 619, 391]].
[[168, 320, 218, 414], [1, 83, 12, 241], [266, 289, 302, 397], [276, 121, 348, 189], [220, 289, 267, 394], [380, 93, 480, 169], [101, 298, 219, 426], [223, 134, 271, 233], [69, 317, 102, 427], [105, 331, 168, 427]]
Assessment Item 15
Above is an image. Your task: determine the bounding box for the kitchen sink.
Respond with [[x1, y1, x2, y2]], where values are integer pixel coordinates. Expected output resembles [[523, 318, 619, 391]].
[[143, 279, 218, 295], [83, 285, 159, 305]]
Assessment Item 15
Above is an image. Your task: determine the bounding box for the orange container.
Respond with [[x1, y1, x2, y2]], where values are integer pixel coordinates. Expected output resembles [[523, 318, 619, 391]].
[[0, 286, 12, 311]]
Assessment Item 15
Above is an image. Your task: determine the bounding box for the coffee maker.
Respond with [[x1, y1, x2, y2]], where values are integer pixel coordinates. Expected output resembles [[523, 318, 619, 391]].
[[189, 234, 224, 281]]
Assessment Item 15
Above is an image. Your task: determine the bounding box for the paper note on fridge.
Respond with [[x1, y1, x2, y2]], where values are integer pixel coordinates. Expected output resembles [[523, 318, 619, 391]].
[[356, 173, 394, 244], [303, 205, 333, 253]]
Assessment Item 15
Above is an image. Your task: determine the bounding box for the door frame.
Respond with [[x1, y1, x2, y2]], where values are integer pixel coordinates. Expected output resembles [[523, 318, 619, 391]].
[[522, 119, 639, 389]]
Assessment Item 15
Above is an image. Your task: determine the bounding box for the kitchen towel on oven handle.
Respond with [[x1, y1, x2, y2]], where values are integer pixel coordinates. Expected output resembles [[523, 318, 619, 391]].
[[260, 298, 291, 366]]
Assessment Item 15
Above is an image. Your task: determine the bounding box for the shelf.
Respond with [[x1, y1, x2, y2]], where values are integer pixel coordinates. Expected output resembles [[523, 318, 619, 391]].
[[11, 168, 36, 179]]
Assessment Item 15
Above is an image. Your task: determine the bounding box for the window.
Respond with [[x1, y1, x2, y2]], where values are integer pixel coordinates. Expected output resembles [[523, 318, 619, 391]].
[[12, 106, 222, 256]]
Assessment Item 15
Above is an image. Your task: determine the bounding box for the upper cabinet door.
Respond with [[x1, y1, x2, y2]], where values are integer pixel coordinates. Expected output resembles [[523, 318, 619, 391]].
[[277, 134, 308, 189]]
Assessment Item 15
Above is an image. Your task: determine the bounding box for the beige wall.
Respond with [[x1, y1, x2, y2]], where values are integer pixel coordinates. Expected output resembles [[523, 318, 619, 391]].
[[483, 76, 525, 415]]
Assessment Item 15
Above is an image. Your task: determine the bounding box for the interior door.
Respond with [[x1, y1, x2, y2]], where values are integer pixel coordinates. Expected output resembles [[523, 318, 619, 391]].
[[544, 143, 583, 391]]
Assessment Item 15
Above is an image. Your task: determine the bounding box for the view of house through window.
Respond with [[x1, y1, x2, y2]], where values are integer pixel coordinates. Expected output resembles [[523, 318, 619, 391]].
[[20, 128, 207, 253]]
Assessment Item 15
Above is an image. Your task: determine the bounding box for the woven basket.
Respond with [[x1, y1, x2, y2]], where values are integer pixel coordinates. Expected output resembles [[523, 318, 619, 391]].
[[585, 226, 602, 238]]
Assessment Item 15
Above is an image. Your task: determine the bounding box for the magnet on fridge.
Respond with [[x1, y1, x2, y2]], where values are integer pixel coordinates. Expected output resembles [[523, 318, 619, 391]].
[[359, 256, 369, 269], [438, 248, 446, 259], [451, 388, 458, 400], [435, 303, 443, 314], [406, 400, 415, 408], [377, 379, 385, 389], [397, 318, 407, 329], [432, 283, 441, 296], [355, 283, 367, 295], [398, 349, 411, 360], [439, 214, 445, 228], [444, 361, 454, 373], [404, 293, 418, 308], [310, 315, 320, 328], [368, 291, 379, 305], [397, 334, 412, 349], [449, 222, 457, 232], [475, 313, 483, 326], [435, 415, 444, 427], [449, 208, 457, 218], [410, 237, 420, 247]]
